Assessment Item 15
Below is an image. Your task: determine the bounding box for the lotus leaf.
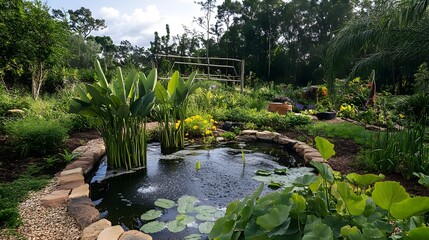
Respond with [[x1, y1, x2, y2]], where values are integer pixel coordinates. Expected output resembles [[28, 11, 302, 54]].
[[391, 197, 429, 219], [184, 233, 202, 240], [372, 181, 410, 212], [315, 136, 335, 160], [255, 169, 271, 176]]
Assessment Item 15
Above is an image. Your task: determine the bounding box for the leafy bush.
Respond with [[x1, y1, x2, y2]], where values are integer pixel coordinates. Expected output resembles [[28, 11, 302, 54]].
[[5, 117, 68, 157], [213, 108, 311, 130]]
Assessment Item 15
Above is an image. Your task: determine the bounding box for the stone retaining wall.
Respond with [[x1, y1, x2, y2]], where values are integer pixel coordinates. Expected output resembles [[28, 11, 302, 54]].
[[39, 130, 322, 240]]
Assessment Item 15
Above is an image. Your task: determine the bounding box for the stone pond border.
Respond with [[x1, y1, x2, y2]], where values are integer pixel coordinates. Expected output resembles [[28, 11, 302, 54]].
[[38, 130, 323, 240]]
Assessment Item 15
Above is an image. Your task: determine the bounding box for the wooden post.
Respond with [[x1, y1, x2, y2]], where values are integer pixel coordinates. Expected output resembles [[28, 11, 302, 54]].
[[240, 60, 245, 93]]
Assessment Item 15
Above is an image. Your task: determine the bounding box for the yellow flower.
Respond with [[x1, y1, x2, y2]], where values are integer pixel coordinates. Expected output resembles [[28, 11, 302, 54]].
[[185, 118, 192, 123], [175, 122, 180, 129], [399, 113, 405, 119], [205, 129, 212, 135], [211, 126, 217, 130], [203, 120, 208, 124], [193, 126, 198, 130]]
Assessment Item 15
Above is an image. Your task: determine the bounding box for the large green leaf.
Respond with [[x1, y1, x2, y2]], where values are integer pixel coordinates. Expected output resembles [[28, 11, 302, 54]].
[[155, 82, 169, 103], [310, 161, 334, 183], [391, 197, 429, 219], [293, 174, 318, 187], [303, 223, 334, 240], [336, 182, 366, 216], [372, 181, 410, 212], [167, 71, 180, 96], [315, 136, 335, 160], [141, 209, 162, 221], [346, 173, 385, 187], [143, 68, 157, 94], [208, 217, 236, 240], [290, 193, 306, 215], [256, 205, 291, 230], [413, 172, 429, 187], [405, 227, 429, 240], [94, 60, 109, 91]]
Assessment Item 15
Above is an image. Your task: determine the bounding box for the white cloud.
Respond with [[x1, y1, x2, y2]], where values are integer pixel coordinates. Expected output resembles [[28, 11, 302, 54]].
[[99, 7, 120, 19]]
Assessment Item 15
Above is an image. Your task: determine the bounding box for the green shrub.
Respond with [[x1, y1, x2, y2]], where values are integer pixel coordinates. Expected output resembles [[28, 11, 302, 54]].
[[5, 117, 68, 157], [183, 114, 216, 137]]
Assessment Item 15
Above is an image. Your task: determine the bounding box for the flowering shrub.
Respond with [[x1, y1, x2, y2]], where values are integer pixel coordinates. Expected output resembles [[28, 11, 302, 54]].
[[338, 103, 356, 118], [183, 114, 216, 137]]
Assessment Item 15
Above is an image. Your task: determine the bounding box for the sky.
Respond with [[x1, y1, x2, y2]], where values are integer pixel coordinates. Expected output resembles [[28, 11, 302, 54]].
[[43, 0, 222, 47]]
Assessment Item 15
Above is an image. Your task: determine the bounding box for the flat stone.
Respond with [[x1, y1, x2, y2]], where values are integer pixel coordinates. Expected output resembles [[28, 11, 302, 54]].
[[69, 184, 90, 199], [237, 135, 257, 141], [304, 152, 323, 162], [60, 167, 83, 176], [310, 157, 325, 163], [72, 145, 88, 155], [277, 136, 298, 145], [81, 219, 112, 240], [256, 131, 276, 141], [40, 190, 71, 207], [68, 197, 99, 229], [58, 173, 84, 185], [64, 161, 93, 174], [119, 230, 152, 240], [216, 137, 225, 142], [57, 180, 85, 190], [241, 130, 258, 135], [97, 225, 124, 240]]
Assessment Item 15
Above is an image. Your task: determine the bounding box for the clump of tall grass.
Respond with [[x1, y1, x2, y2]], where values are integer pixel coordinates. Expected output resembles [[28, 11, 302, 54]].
[[366, 123, 429, 178]]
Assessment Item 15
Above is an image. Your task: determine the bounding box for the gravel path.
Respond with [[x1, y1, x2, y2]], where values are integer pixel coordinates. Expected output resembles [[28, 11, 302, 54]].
[[13, 179, 80, 240]]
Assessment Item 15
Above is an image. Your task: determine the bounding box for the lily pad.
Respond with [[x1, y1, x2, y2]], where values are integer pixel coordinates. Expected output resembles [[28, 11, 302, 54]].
[[195, 205, 217, 213], [167, 220, 186, 233], [154, 198, 176, 209], [199, 221, 214, 234], [274, 168, 288, 175], [196, 212, 215, 221], [178, 201, 196, 214], [184, 233, 202, 240], [141, 209, 162, 221], [176, 214, 196, 225], [268, 181, 284, 189], [140, 220, 165, 233], [256, 169, 271, 176], [178, 195, 198, 204]]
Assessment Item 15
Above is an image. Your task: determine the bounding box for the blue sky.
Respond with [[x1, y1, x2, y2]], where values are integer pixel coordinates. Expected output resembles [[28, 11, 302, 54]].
[[43, 0, 220, 47]]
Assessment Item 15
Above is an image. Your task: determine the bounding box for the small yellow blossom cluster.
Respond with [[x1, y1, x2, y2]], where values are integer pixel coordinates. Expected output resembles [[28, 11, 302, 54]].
[[183, 114, 217, 137], [319, 86, 328, 97], [338, 103, 356, 118]]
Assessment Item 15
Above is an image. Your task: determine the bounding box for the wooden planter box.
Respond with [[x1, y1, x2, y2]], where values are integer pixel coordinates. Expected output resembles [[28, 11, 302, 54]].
[[267, 102, 293, 115]]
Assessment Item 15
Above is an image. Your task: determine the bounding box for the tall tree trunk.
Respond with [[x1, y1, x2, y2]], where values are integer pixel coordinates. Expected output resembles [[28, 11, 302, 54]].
[[30, 62, 46, 100]]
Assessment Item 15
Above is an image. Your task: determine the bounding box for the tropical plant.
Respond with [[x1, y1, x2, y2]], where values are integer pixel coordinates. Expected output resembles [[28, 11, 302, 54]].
[[70, 60, 156, 170], [153, 71, 197, 154]]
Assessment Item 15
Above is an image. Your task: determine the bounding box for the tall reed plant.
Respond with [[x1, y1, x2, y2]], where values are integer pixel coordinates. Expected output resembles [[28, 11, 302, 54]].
[[70, 60, 156, 170], [368, 123, 429, 178], [154, 71, 197, 154]]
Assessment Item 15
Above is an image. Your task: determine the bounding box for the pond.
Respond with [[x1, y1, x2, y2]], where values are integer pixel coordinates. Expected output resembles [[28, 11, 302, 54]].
[[90, 141, 314, 239]]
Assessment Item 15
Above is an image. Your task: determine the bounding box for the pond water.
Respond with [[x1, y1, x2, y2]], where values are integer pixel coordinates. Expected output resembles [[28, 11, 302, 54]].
[[90, 142, 314, 239]]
